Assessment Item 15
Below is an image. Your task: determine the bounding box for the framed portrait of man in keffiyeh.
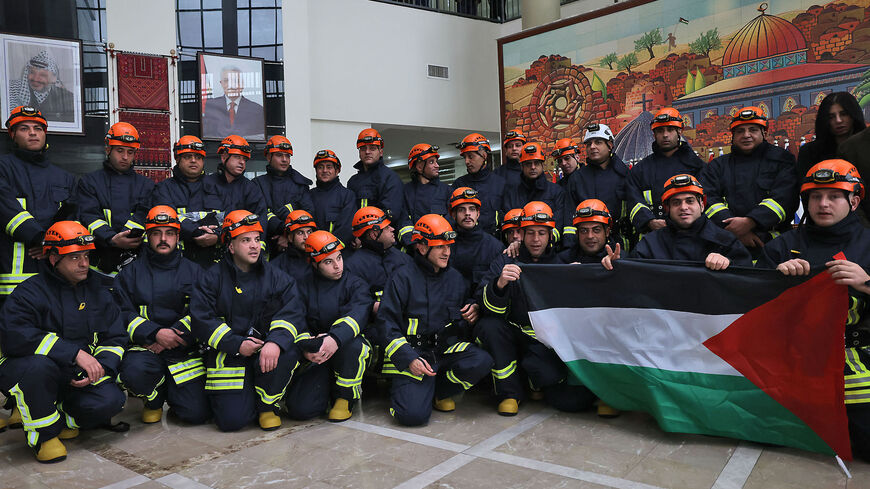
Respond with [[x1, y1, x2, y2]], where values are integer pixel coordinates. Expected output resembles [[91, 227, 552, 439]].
[[0, 33, 83, 134]]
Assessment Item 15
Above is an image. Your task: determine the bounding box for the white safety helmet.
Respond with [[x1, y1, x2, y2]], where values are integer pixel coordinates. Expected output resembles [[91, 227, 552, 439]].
[[583, 123, 614, 144]]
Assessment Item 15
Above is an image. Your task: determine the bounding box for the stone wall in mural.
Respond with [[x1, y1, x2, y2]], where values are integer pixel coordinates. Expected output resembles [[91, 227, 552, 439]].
[[500, 0, 870, 167]]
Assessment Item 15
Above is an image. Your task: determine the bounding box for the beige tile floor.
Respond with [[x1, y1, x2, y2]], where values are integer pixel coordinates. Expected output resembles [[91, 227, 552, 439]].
[[0, 385, 868, 489]]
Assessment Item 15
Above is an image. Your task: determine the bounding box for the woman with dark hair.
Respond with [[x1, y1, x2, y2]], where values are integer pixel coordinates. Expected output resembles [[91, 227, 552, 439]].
[[797, 92, 865, 180]]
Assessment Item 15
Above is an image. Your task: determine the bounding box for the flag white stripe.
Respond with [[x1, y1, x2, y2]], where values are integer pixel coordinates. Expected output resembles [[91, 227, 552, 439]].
[[529, 307, 742, 376]]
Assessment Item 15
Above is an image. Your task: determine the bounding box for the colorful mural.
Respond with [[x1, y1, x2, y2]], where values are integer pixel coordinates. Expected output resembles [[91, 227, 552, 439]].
[[498, 0, 870, 167]]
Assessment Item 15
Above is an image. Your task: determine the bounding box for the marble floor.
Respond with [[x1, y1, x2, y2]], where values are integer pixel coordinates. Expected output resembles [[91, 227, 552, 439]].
[[0, 384, 868, 489]]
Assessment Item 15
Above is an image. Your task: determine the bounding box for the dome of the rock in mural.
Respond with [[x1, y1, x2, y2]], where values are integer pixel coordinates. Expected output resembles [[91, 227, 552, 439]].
[[613, 111, 655, 164], [721, 2, 808, 78]]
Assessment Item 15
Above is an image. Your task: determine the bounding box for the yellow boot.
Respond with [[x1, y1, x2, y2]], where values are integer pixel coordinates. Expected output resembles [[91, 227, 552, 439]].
[[328, 398, 353, 422], [8, 406, 22, 429], [433, 397, 455, 412], [597, 402, 620, 418], [497, 398, 519, 416], [142, 408, 163, 424], [258, 411, 281, 431], [36, 437, 67, 463], [58, 428, 79, 440]]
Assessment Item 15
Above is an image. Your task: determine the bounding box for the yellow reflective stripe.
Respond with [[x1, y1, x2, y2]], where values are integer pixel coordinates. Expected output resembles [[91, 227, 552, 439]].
[[144, 376, 165, 401], [178, 315, 192, 331], [642, 190, 653, 205], [705, 202, 729, 218], [205, 379, 245, 390], [334, 342, 369, 392], [846, 348, 868, 375], [444, 342, 471, 354], [176, 207, 188, 221], [284, 203, 294, 213], [294, 332, 312, 343], [398, 226, 414, 238], [173, 367, 206, 384], [760, 198, 786, 222], [374, 290, 383, 299], [630, 203, 649, 222], [91, 375, 112, 386], [87, 219, 109, 233], [127, 316, 147, 340], [385, 337, 409, 359], [446, 369, 473, 390], [168, 357, 204, 373], [9, 383, 61, 434], [360, 198, 368, 208], [381, 360, 422, 381], [406, 318, 419, 336], [255, 385, 283, 404], [266, 211, 277, 221], [124, 219, 144, 230], [552, 228, 561, 241], [206, 367, 246, 378], [208, 323, 232, 348], [482, 285, 506, 314], [93, 346, 124, 360], [138, 305, 149, 319], [562, 226, 576, 236], [5, 210, 34, 235], [512, 321, 537, 339], [847, 297, 861, 326], [845, 388, 870, 404], [492, 360, 517, 380], [35, 333, 59, 355], [333, 316, 361, 337], [270, 319, 299, 339]]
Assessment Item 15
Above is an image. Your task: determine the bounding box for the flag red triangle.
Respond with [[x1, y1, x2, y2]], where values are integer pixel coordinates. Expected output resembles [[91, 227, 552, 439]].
[[703, 271, 852, 459]]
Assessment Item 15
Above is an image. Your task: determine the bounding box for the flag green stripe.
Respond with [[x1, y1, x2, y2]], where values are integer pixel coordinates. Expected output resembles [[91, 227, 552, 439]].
[[567, 359, 833, 455]]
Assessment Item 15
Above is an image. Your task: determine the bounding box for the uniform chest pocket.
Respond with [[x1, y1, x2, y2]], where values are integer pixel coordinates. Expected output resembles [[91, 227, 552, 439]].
[[50, 185, 70, 204]]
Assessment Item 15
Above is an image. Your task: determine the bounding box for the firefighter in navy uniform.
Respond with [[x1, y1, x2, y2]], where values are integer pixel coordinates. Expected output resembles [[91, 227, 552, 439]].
[[452, 133, 506, 235], [448, 187, 504, 296], [559, 200, 618, 264], [203, 135, 268, 237], [310, 149, 356, 246], [253, 135, 314, 257], [495, 129, 526, 187], [501, 143, 570, 247], [284, 231, 372, 422], [626, 107, 705, 235], [476, 201, 595, 416], [152, 136, 223, 268], [603, 174, 752, 269], [500, 208, 523, 246], [755, 160, 870, 460], [115, 206, 210, 425], [378, 214, 493, 426], [271, 210, 317, 283], [190, 210, 306, 431], [553, 138, 582, 209], [0, 106, 76, 307], [398, 143, 451, 247], [347, 128, 404, 219], [0, 221, 126, 462], [76, 122, 154, 275], [700, 106, 798, 257]]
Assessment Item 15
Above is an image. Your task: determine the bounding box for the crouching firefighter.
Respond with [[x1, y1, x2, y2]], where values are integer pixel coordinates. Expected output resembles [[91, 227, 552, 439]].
[[115, 206, 210, 425], [377, 214, 493, 426], [284, 230, 373, 422], [190, 210, 307, 431], [0, 221, 126, 462]]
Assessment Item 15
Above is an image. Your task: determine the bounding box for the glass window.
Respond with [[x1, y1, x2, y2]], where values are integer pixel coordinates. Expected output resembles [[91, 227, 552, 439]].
[[250, 9, 275, 46], [237, 9, 250, 47], [178, 0, 201, 10], [202, 10, 223, 48], [178, 11, 204, 48]]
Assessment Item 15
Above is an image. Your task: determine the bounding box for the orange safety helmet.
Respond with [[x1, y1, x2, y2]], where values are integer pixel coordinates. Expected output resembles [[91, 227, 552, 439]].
[[145, 205, 181, 232], [217, 135, 252, 158], [449, 187, 481, 211], [730, 106, 768, 131], [573, 199, 612, 228], [356, 128, 384, 148], [284, 210, 317, 233], [412, 214, 456, 246], [501, 208, 524, 231], [43, 221, 95, 256], [801, 159, 864, 200], [520, 142, 545, 163], [551, 138, 579, 158], [662, 174, 706, 206], [503, 129, 526, 146], [457, 133, 491, 154], [352, 206, 391, 238], [6, 105, 47, 129], [106, 122, 140, 149], [174, 135, 206, 157], [313, 149, 341, 169], [408, 143, 440, 170], [264, 135, 293, 157], [304, 230, 344, 263], [221, 210, 263, 243], [650, 107, 684, 130], [520, 201, 555, 229]]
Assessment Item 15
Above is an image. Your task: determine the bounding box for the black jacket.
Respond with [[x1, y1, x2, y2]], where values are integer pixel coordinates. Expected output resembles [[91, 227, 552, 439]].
[[631, 215, 752, 266], [253, 165, 314, 238], [310, 177, 356, 246], [452, 165, 505, 235], [347, 158, 404, 218]]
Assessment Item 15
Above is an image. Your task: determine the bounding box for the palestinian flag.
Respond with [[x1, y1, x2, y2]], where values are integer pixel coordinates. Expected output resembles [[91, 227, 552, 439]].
[[521, 259, 851, 459]]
